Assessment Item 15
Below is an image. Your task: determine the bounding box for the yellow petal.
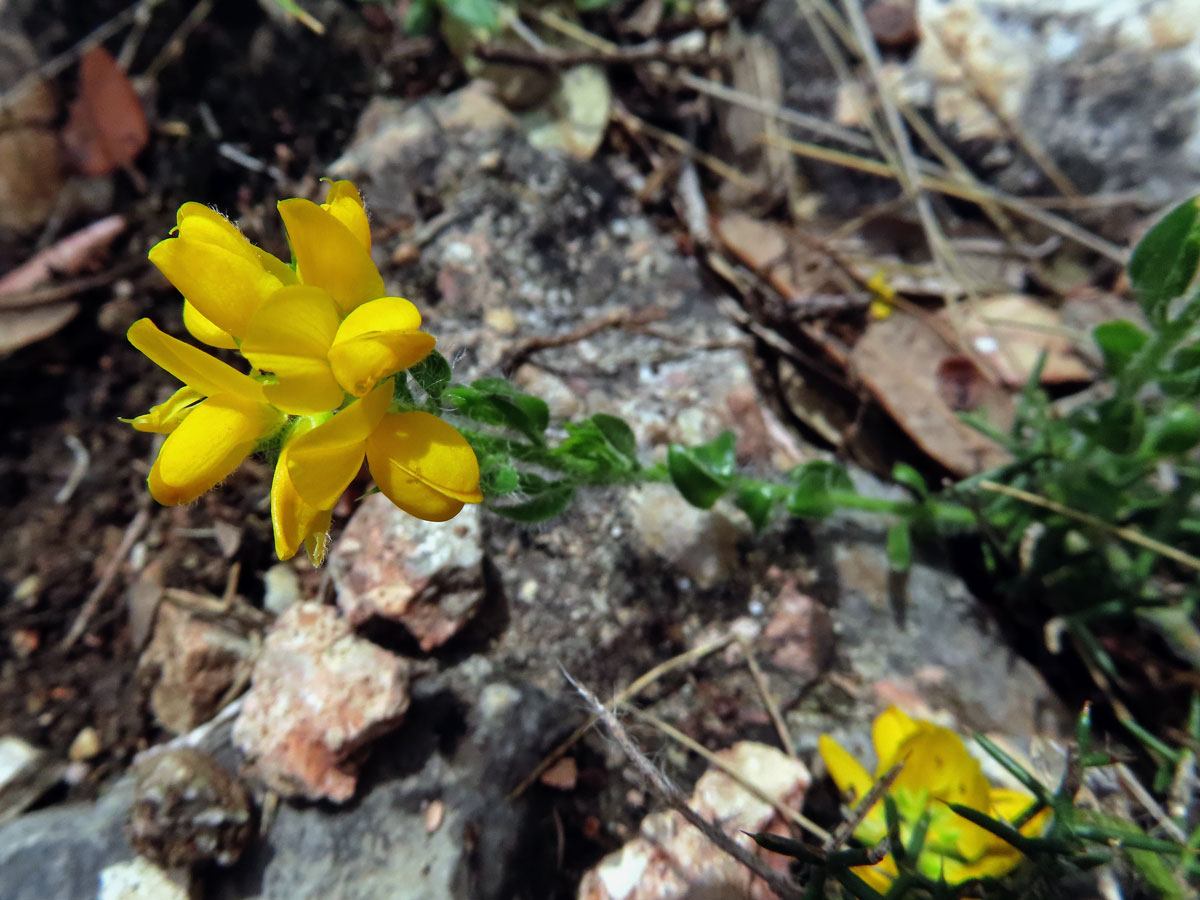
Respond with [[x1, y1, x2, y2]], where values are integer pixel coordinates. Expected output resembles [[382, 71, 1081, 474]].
[[175, 204, 260, 262], [271, 431, 334, 562], [285, 383, 392, 509], [852, 853, 897, 894], [183, 301, 238, 349], [818, 734, 874, 805], [148, 238, 283, 338], [328, 296, 430, 393], [254, 247, 298, 286], [128, 319, 266, 403], [365, 411, 483, 521], [872, 705, 919, 771], [329, 333, 436, 397], [241, 286, 344, 414], [333, 295, 423, 339], [304, 513, 333, 566], [121, 385, 204, 433], [321, 179, 371, 252], [277, 198, 384, 314], [148, 397, 284, 505]]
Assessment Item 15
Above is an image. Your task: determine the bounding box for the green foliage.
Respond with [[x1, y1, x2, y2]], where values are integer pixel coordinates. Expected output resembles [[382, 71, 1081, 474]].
[[1129, 196, 1200, 324], [952, 195, 1200, 687]]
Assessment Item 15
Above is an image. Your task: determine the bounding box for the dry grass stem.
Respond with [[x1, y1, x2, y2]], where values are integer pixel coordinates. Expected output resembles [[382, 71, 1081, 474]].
[[977, 480, 1200, 572], [736, 636, 798, 760], [626, 705, 833, 843], [566, 671, 806, 899], [508, 634, 736, 800]]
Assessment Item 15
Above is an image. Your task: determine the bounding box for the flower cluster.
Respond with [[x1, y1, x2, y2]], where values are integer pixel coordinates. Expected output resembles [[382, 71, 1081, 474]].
[[126, 181, 482, 564], [819, 706, 1051, 891]]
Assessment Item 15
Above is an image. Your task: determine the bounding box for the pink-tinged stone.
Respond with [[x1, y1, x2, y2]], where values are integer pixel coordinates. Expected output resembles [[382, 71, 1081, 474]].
[[329, 495, 484, 651], [139, 602, 254, 734], [232, 602, 410, 802], [577, 742, 809, 900], [761, 583, 835, 682]]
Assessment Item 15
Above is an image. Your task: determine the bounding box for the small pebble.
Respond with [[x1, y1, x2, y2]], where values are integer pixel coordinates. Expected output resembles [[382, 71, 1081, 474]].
[[69, 726, 101, 761], [262, 563, 301, 615]]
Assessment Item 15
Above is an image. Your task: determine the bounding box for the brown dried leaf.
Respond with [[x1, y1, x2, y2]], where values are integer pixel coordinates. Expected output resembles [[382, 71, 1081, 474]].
[[0, 33, 64, 233], [945, 294, 1092, 387], [0, 302, 79, 354], [61, 47, 148, 176], [852, 313, 1012, 476]]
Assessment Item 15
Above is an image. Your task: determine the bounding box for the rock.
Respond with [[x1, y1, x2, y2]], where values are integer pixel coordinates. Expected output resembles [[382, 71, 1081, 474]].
[[139, 602, 255, 734], [212, 681, 570, 900], [799, 470, 1069, 743], [329, 496, 485, 650], [231, 602, 410, 802], [262, 562, 301, 616], [626, 485, 745, 590], [0, 776, 136, 900], [760, 582, 835, 683], [0, 736, 61, 825], [902, 0, 1200, 205], [127, 749, 253, 868], [69, 726, 101, 761], [97, 858, 191, 900], [577, 741, 808, 900]]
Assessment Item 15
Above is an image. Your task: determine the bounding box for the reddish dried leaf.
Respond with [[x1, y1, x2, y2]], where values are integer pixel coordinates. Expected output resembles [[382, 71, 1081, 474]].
[[61, 47, 148, 176], [0, 214, 125, 299]]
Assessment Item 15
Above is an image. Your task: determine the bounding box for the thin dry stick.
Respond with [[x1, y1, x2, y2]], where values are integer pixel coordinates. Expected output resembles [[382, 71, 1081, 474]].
[[566, 671, 805, 899], [508, 634, 736, 800], [842, 0, 976, 306], [736, 636, 798, 760], [142, 0, 216, 81], [0, 0, 164, 114], [761, 133, 1126, 262], [612, 103, 761, 193], [828, 760, 903, 850], [977, 479, 1200, 572], [61, 506, 151, 650], [627, 705, 832, 843], [1115, 762, 1188, 843]]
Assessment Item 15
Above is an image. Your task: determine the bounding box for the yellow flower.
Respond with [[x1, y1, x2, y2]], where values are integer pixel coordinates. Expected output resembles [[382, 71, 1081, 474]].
[[240, 286, 436, 413], [132, 179, 483, 564], [819, 706, 1051, 890], [280, 383, 484, 532], [126, 319, 286, 505], [148, 203, 296, 348]]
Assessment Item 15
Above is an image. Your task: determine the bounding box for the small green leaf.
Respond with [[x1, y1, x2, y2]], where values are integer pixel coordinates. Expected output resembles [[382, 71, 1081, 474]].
[[479, 457, 520, 496], [692, 431, 737, 479], [734, 482, 775, 530], [445, 381, 549, 444], [574, 0, 615, 9], [409, 351, 452, 401], [886, 522, 912, 572], [1150, 404, 1200, 454], [489, 478, 575, 522], [1093, 320, 1149, 376], [392, 372, 415, 406], [667, 444, 730, 509], [747, 832, 824, 864], [891, 462, 927, 500], [786, 461, 853, 518], [1129, 195, 1200, 322], [590, 413, 638, 466], [439, 0, 499, 31]]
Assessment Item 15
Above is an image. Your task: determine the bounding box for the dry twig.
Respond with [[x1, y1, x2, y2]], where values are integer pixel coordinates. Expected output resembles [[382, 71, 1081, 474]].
[[566, 670, 805, 899], [508, 634, 735, 800]]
